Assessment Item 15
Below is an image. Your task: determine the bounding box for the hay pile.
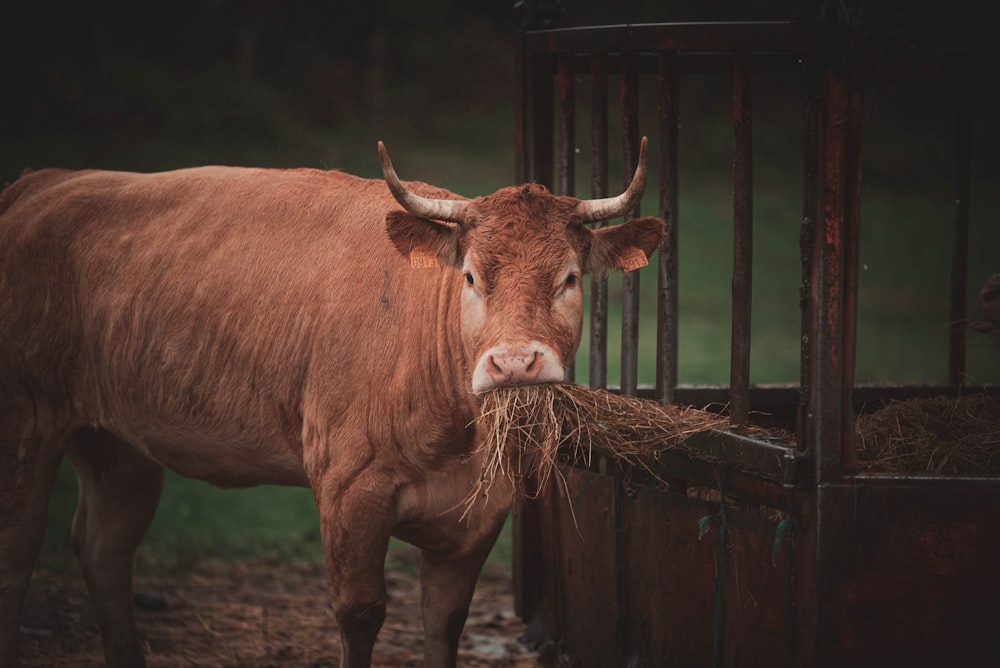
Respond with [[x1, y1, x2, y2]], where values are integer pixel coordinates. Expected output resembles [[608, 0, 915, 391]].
[[856, 393, 1000, 475], [468, 383, 728, 512]]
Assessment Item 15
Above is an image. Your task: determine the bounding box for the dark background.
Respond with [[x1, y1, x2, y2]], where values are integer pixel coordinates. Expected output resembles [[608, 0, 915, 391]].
[[1, 0, 986, 186]]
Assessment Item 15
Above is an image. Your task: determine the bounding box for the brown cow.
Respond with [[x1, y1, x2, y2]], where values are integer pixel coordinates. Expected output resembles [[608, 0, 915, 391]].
[[0, 138, 665, 667]]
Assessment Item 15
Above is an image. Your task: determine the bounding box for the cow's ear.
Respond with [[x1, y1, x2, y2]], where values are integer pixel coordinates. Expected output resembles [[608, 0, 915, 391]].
[[385, 211, 463, 269], [585, 216, 666, 275]]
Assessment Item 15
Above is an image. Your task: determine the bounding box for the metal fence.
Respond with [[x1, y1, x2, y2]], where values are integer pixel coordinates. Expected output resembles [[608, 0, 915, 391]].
[[513, 21, 1000, 667]]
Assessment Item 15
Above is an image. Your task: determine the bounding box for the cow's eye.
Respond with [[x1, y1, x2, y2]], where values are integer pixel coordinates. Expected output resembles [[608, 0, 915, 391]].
[[565, 274, 577, 288], [465, 273, 475, 287]]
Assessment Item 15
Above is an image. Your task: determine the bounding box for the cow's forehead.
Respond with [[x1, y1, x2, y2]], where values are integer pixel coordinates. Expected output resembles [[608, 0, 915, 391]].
[[450, 185, 589, 289], [470, 184, 578, 228], [464, 186, 581, 264]]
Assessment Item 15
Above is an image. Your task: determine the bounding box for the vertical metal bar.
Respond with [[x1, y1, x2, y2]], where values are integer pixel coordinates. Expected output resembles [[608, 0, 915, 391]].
[[813, 65, 848, 485], [557, 54, 576, 198], [589, 54, 610, 390], [730, 54, 753, 426], [656, 53, 680, 405], [839, 79, 863, 475], [514, 32, 528, 186], [620, 52, 641, 397], [798, 57, 820, 451], [558, 54, 577, 382], [809, 62, 853, 668], [531, 56, 555, 188], [949, 101, 972, 385]]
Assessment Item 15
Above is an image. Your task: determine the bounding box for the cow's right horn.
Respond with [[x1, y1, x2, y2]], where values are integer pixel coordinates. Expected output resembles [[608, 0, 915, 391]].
[[576, 136, 649, 223], [378, 141, 469, 224]]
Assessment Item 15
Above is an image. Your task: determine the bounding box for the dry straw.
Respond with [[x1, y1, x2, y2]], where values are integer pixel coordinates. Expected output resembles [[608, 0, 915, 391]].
[[855, 393, 1000, 475], [465, 383, 729, 517]]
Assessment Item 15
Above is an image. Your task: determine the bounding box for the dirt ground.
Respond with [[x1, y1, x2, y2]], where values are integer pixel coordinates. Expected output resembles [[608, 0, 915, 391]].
[[18, 553, 550, 667]]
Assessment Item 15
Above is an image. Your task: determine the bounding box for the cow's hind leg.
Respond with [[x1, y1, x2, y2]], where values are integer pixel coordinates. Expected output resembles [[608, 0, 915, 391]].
[[66, 428, 164, 668], [0, 413, 67, 668]]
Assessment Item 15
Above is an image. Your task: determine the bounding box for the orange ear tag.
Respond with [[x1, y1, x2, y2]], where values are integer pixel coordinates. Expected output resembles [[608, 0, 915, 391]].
[[409, 246, 439, 269], [619, 246, 649, 272]]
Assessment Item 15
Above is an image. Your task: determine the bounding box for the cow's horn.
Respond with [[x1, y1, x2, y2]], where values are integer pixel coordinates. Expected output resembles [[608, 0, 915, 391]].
[[378, 141, 468, 224], [576, 136, 649, 223]]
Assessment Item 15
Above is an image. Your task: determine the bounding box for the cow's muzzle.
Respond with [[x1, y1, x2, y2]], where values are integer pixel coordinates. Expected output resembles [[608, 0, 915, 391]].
[[471, 342, 565, 394]]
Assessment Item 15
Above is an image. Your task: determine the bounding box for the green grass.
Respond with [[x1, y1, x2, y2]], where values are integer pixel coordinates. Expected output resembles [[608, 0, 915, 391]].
[[40, 463, 326, 573]]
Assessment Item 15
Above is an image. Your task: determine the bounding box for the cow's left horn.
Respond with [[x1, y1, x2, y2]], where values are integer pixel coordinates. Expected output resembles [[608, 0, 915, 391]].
[[576, 136, 649, 223], [378, 141, 469, 224]]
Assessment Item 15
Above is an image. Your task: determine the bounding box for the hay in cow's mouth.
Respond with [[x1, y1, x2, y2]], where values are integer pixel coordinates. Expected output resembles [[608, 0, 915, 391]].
[[465, 383, 729, 518]]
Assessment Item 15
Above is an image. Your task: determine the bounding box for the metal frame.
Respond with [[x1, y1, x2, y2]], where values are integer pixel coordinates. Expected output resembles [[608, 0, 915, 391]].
[[513, 21, 1000, 667]]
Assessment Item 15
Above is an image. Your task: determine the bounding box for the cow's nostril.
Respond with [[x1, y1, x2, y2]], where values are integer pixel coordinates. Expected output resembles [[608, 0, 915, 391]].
[[525, 350, 541, 373], [487, 355, 504, 376]]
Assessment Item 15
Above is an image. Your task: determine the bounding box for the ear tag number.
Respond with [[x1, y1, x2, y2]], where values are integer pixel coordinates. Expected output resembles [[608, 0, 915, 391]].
[[619, 246, 649, 272], [409, 246, 439, 269]]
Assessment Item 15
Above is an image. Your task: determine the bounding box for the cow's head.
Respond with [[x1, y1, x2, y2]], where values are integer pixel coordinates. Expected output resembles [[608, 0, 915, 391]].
[[380, 138, 666, 395]]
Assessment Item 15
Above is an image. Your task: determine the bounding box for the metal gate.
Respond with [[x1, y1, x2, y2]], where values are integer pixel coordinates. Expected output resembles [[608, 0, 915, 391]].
[[513, 21, 1000, 667]]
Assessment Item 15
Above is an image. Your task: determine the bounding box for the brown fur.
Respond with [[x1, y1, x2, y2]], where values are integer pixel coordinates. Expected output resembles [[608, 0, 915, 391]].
[[0, 162, 665, 668]]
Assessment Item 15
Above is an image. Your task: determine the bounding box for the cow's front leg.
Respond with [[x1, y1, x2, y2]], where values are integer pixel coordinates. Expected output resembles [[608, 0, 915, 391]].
[[313, 473, 392, 668], [419, 509, 509, 667]]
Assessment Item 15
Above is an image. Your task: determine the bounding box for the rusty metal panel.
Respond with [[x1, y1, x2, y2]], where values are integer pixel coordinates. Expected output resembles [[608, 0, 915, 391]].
[[550, 464, 620, 666], [621, 483, 720, 665], [815, 480, 1000, 667], [513, 477, 552, 624], [622, 481, 794, 667], [545, 464, 797, 667]]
